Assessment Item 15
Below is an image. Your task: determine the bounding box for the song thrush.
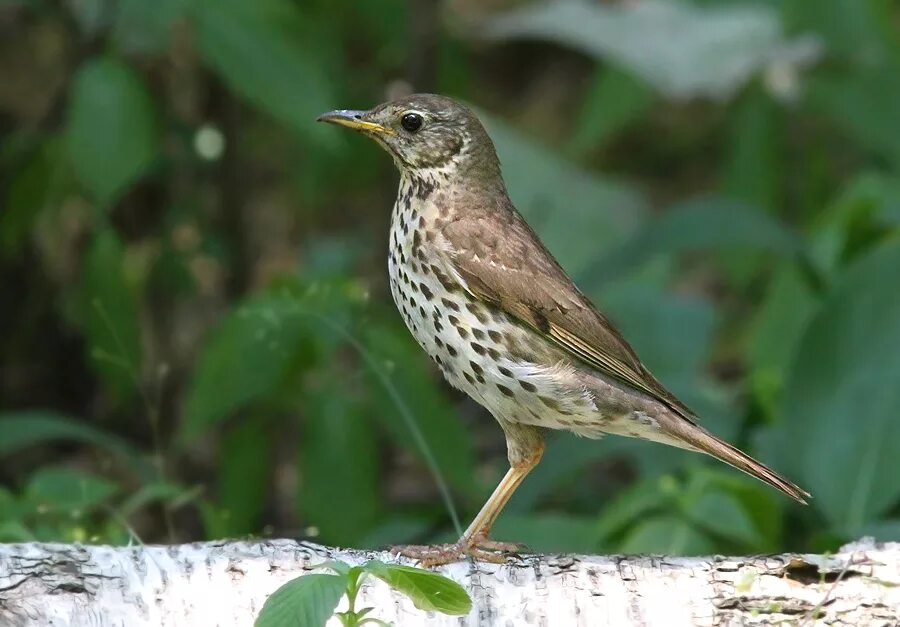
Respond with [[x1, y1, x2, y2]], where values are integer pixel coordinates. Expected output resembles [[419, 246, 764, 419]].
[[318, 94, 808, 566]]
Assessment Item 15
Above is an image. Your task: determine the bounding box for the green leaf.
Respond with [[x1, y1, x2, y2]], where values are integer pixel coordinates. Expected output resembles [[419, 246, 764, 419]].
[[594, 477, 674, 541], [190, 0, 334, 147], [781, 241, 900, 534], [299, 378, 381, 545], [81, 229, 143, 401], [362, 561, 471, 615], [619, 514, 716, 555], [491, 513, 601, 553], [482, 113, 646, 276], [255, 574, 347, 627], [568, 68, 655, 156], [596, 196, 798, 283], [64, 57, 159, 205], [24, 468, 118, 514], [721, 88, 784, 211], [687, 490, 761, 548], [0, 410, 141, 465], [182, 294, 308, 438], [117, 481, 195, 518], [808, 67, 900, 169], [364, 321, 476, 496], [0, 141, 69, 257], [748, 264, 819, 414], [807, 173, 900, 279], [483, 1, 820, 100], [218, 417, 273, 535]]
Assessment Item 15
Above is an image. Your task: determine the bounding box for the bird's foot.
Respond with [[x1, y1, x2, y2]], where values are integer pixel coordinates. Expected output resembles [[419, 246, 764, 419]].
[[390, 535, 527, 568]]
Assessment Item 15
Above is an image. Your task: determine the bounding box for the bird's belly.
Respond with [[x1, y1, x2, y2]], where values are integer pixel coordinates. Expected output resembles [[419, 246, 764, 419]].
[[389, 249, 604, 437]]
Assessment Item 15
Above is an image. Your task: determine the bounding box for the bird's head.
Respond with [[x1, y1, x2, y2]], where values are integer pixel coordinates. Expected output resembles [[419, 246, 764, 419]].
[[318, 94, 501, 182]]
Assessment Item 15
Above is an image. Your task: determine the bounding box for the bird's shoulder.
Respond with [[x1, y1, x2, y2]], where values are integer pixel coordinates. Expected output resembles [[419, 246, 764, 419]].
[[435, 193, 694, 419]]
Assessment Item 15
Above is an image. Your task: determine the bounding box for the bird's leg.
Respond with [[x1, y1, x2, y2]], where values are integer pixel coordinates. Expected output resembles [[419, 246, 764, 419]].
[[393, 425, 544, 567]]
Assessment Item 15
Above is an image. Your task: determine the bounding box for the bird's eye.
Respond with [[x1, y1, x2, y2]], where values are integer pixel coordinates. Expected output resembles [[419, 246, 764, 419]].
[[401, 112, 424, 133]]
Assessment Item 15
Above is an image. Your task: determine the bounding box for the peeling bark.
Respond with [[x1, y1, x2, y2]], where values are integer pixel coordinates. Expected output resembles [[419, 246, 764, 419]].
[[0, 538, 897, 626]]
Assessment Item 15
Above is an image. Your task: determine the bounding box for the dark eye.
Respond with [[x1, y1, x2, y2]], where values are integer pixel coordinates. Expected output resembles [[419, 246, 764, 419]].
[[401, 112, 424, 133]]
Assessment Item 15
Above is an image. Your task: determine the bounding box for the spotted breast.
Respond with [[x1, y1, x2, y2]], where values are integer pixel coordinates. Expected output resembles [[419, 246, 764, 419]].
[[387, 172, 609, 440]]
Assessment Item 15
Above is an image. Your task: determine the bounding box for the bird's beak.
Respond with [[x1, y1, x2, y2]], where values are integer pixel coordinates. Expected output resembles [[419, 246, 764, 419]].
[[316, 110, 395, 135]]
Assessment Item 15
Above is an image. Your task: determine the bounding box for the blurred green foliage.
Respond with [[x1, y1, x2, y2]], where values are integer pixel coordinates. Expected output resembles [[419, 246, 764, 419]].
[[1, 0, 899, 556]]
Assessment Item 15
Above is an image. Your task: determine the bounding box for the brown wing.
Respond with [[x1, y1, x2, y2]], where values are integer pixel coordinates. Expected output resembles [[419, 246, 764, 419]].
[[437, 198, 696, 421]]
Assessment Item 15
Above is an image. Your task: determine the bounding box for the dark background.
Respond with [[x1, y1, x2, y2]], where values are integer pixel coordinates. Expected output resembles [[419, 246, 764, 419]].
[[1, 0, 899, 555]]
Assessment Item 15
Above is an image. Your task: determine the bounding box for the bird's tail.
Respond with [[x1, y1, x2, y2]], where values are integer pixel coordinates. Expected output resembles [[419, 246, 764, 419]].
[[666, 419, 810, 504]]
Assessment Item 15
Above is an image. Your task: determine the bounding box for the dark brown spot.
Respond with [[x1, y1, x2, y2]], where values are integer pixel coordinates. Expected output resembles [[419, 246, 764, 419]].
[[448, 314, 460, 327], [470, 361, 483, 376], [418, 305, 426, 317], [470, 342, 485, 356], [435, 337, 444, 349], [421, 264, 431, 275], [463, 372, 476, 385], [498, 366, 512, 378], [441, 298, 460, 312], [412, 230, 422, 251], [497, 384, 515, 398], [410, 282, 419, 293], [472, 328, 485, 340], [420, 283, 433, 300], [425, 229, 436, 242], [475, 374, 486, 384], [433, 318, 443, 333], [520, 380, 537, 392], [446, 344, 458, 357], [432, 265, 455, 290], [418, 215, 426, 228], [456, 326, 469, 339], [488, 330, 503, 343], [434, 355, 443, 366], [488, 348, 501, 360], [466, 303, 489, 323], [539, 396, 560, 411]]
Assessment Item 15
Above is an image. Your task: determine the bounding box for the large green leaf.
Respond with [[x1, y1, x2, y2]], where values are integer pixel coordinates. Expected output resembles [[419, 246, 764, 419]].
[[808, 67, 900, 169], [748, 264, 820, 414], [362, 561, 471, 615], [482, 114, 646, 276], [491, 513, 601, 553], [181, 293, 310, 438], [781, 241, 900, 534], [595, 196, 799, 284], [298, 378, 381, 545], [619, 514, 716, 555], [483, 0, 820, 100], [217, 417, 273, 536], [190, 0, 334, 147], [0, 410, 149, 476], [567, 68, 655, 156], [721, 88, 784, 211], [255, 574, 347, 627], [82, 229, 143, 401], [0, 141, 69, 257], [363, 321, 476, 497], [24, 468, 118, 514], [64, 57, 159, 205]]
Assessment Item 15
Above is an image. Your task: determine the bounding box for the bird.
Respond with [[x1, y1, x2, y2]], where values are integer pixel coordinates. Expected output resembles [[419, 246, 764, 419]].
[[318, 94, 809, 566]]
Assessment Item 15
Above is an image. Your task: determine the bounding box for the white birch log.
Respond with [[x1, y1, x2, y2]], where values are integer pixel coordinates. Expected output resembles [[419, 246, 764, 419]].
[[0, 538, 897, 626]]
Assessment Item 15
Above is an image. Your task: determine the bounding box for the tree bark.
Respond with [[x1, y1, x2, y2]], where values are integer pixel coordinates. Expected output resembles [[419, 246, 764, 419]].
[[0, 538, 897, 626]]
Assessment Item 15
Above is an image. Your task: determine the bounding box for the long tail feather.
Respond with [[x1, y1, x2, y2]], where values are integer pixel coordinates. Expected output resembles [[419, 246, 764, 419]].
[[665, 419, 810, 504]]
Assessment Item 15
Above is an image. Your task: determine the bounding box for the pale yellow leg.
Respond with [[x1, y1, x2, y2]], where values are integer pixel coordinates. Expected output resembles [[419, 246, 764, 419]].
[[392, 427, 544, 566]]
